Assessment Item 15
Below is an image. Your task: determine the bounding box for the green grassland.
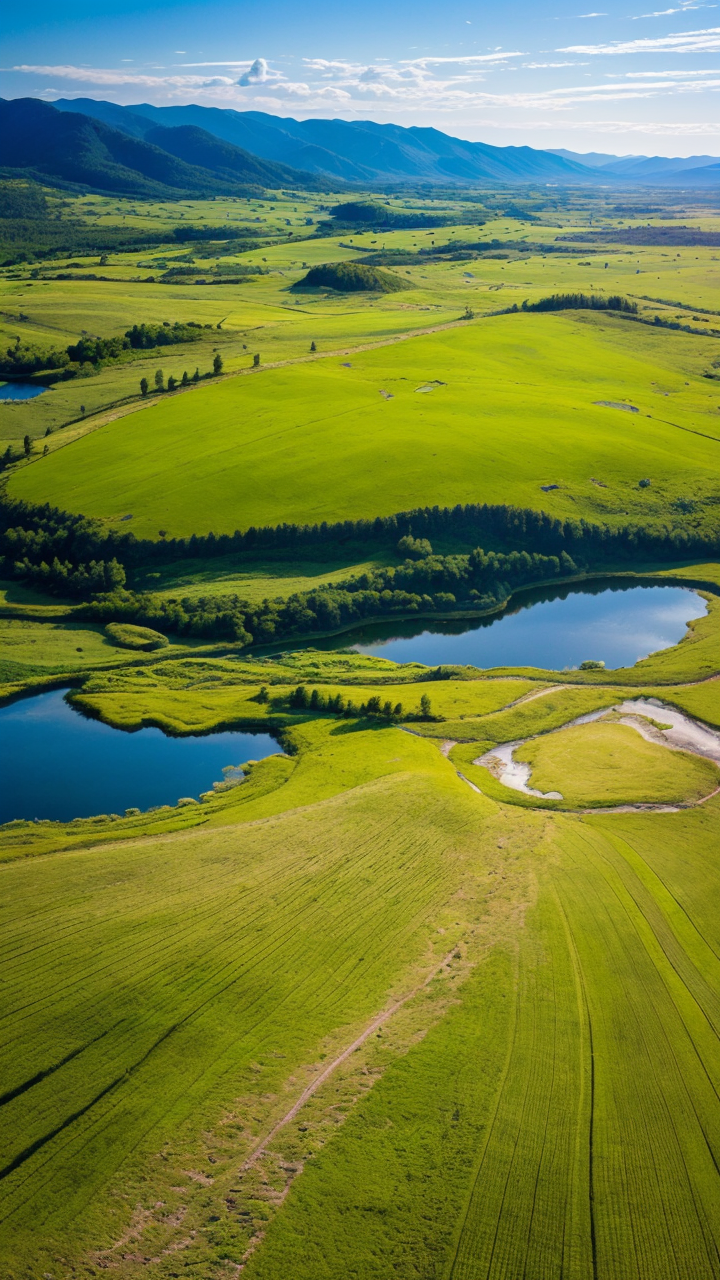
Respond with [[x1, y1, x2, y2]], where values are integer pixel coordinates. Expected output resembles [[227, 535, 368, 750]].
[[515, 720, 719, 806], [3, 699, 720, 1277], [8, 312, 720, 539], [3, 187, 720, 1279]]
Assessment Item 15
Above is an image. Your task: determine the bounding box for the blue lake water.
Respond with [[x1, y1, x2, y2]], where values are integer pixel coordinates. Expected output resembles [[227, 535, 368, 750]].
[[0, 382, 46, 401], [349, 583, 706, 670], [0, 688, 279, 824]]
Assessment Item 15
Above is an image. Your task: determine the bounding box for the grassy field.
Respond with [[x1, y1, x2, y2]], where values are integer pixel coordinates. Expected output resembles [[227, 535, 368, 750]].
[[9, 311, 720, 538], [515, 719, 719, 806], [3, 184, 720, 1279]]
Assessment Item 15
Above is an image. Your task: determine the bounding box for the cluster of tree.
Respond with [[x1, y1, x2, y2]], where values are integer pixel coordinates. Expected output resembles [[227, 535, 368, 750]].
[[286, 685, 404, 719], [0, 320, 208, 379], [653, 314, 720, 337], [0, 218, 173, 266], [0, 182, 48, 220], [560, 228, 720, 248], [8, 555, 125, 598], [294, 262, 412, 294], [521, 294, 638, 314], [0, 339, 70, 377], [325, 201, 452, 231], [172, 225, 260, 243], [3, 494, 719, 593], [357, 240, 592, 268], [72, 544, 575, 643], [66, 334, 130, 364], [125, 321, 204, 349]]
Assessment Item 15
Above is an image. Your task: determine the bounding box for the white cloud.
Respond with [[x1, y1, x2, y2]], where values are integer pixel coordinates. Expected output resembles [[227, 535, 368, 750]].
[[560, 24, 720, 52], [631, 0, 715, 15], [400, 51, 526, 66], [10, 63, 236, 88], [237, 57, 268, 86]]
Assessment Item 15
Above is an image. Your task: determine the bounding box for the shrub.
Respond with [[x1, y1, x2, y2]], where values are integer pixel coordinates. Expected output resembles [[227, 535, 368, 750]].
[[105, 622, 169, 651]]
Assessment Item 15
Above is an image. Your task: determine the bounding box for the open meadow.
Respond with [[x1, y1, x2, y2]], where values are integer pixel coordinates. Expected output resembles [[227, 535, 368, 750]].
[[2, 175, 720, 1280]]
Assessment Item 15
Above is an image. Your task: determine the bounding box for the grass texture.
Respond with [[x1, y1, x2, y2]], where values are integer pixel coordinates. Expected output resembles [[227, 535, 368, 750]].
[[9, 314, 720, 539], [515, 720, 719, 806]]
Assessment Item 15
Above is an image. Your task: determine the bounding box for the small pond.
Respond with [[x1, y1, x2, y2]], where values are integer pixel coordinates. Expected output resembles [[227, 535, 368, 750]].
[[344, 582, 706, 670], [0, 689, 279, 824], [0, 382, 46, 401]]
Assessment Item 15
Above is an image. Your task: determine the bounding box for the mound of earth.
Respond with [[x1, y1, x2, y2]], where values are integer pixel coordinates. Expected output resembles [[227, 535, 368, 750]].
[[293, 261, 414, 293]]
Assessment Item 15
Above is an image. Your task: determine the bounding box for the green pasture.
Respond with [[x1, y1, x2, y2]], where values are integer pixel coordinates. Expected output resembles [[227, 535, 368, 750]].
[[4, 187, 720, 1279], [515, 719, 719, 806], [3, 193, 720, 451], [9, 311, 720, 538], [3, 708, 720, 1276]]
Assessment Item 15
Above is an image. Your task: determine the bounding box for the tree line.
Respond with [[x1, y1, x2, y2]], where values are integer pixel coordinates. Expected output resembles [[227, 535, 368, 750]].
[[0, 321, 206, 379], [1, 494, 717, 602]]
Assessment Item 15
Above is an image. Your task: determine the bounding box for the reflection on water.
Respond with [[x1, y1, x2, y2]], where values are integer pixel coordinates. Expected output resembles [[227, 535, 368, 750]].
[[346, 582, 706, 670], [0, 689, 278, 824]]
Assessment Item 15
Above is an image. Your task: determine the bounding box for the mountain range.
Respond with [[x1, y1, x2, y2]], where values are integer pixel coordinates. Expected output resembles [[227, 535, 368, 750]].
[[0, 98, 318, 198], [2, 96, 718, 195]]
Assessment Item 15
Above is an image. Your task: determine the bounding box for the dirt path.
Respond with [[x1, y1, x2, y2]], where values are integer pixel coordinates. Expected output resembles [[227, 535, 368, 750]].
[[238, 945, 459, 1176]]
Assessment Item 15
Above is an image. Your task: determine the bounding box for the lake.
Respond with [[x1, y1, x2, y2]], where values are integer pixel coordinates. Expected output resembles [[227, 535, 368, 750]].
[[346, 581, 706, 670], [0, 688, 279, 824], [0, 382, 46, 401]]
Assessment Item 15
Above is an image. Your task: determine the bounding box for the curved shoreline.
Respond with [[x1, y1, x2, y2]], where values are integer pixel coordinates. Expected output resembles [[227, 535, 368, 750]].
[[458, 697, 720, 813]]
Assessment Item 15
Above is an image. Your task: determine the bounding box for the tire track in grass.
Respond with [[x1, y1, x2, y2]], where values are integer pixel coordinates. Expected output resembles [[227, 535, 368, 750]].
[[578, 828, 720, 1266], [0, 780, 478, 1237], [443, 943, 521, 1280], [552, 880, 596, 1280], [236, 944, 461, 1178], [558, 825, 720, 1277]]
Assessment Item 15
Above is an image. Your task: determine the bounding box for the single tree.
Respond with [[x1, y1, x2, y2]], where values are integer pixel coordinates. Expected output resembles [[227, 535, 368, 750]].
[[419, 693, 432, 719], [44, 426, 51, 436], [23, 434, 31, 457], [155, 369, 164, 390], [43, 444, 49, 456], [140, 377, 149, 396], [193, 367, 200, 382], [253, 353, 260, 367], [167, 375, 177, 391], [213, 353, 223, 375], [181, 370, 189, 386], [80, 404, 86, 415], [310, 340, 317, 352]]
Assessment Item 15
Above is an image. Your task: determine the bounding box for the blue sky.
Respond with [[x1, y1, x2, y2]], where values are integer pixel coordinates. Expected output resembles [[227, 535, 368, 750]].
[[3, 0, 720, 156]]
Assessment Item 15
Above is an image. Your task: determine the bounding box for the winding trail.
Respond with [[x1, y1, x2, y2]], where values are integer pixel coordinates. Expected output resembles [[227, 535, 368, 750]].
[[237, 944, 459, 1177]]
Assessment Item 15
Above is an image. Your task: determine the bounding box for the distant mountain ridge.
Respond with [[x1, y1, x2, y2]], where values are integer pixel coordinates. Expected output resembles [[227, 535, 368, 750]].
[[550, 147, 720, 183], [52, 98, 606, 186], [0, 98, 318, 198], [5, 96, 719, 191]]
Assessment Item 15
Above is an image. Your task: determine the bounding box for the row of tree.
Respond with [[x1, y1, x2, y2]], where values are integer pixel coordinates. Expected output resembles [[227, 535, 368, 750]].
[[0, 321, 207, 378], [1, 495, 717, 592]]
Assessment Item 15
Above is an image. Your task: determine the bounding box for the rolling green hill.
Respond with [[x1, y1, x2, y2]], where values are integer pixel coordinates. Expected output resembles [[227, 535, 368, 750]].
[[10, 312, 719, 540]]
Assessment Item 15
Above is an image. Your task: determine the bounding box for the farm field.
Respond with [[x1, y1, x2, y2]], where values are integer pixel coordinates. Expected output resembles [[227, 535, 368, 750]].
[[3, 175, 720, 1280]]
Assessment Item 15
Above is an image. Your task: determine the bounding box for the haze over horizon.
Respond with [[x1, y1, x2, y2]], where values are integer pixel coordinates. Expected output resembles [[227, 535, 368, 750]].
[[2, 0, 720, 160]]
